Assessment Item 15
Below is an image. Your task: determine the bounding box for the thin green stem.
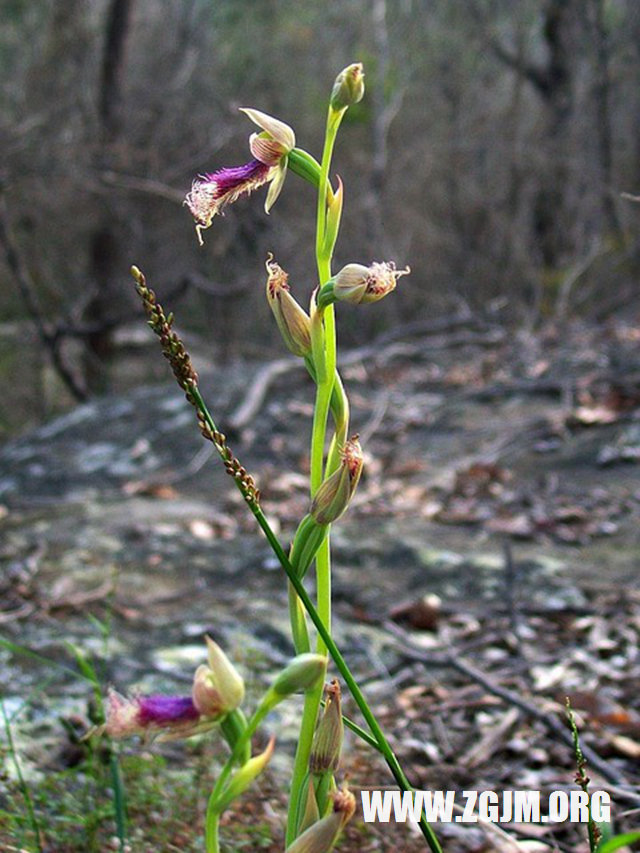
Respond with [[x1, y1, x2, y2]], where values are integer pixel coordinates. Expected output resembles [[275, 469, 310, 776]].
[[285, 676, 325, 844], [287, 106, 347, 844], [1, 699, 42, 853]]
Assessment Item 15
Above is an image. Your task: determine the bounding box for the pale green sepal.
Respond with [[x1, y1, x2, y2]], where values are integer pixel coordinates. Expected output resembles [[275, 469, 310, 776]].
[[265, 159, 288, 212]]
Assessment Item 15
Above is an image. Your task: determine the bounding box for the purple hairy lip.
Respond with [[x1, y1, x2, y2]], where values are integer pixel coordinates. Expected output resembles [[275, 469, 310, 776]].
[[186, 159, 271, 224], [137, 695, 200, 726], [204, 158, 271, 193]]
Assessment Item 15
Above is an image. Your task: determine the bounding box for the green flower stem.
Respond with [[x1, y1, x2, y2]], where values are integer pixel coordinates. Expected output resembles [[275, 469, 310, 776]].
[[287, 105, 348, 844]]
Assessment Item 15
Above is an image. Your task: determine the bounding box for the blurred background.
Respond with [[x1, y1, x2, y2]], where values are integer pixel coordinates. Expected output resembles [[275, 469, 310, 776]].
[[1, 0, 639, 435]]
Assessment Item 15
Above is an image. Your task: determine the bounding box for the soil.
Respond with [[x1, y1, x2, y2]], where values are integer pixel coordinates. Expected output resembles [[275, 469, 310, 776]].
[[1, 317, 639, 851]]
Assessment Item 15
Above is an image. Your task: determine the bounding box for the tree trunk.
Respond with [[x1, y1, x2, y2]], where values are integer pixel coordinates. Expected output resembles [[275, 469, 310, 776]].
[[83, 0, 135, 392]]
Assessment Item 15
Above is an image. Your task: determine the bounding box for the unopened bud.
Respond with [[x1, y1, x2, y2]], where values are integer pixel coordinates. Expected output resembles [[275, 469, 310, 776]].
[[272, 654, 326, 698], [285, 786, 356, 853], [310, 681, 343, 774], [266, 254, 312, 357], [334, 262, 410, 305], [310, 436, 363, 525], [192, 636, 245, 716], [330, 63, 365, 110]]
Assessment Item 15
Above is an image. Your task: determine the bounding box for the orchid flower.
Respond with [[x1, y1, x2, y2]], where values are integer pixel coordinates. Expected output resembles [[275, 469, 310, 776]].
[[185, 109, 295, 245], [96, 636, 245, 742]]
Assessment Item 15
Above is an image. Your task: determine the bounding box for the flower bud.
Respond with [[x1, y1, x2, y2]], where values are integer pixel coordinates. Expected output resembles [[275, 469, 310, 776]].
[[266, 255, 312, 357], [310, 436, 363, 525], [192, 636, 245, 717], [310, 681, 343, 774], [285, 787, 356, 853], [272, 654, 326, 698], [333, 262, 410, 305], [330, 63, 365, 110]]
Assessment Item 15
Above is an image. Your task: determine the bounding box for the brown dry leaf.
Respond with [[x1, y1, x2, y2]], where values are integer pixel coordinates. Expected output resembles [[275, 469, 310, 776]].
[[453, 462, 509, 497], [390, 594, 442, 631]]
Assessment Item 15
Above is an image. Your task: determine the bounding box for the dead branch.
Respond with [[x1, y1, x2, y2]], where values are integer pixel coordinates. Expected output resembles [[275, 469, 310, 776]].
[[228, 356, 301, 431]]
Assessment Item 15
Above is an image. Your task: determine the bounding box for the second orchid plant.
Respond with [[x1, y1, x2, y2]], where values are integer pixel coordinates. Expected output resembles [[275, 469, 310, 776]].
[[99, 64, 441, 853]]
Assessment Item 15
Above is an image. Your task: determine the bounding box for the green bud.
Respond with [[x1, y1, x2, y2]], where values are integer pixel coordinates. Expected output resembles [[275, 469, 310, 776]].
[[330, 63, 365, 110], [272, 654, 326, 698], [310, 436, 363, 525], [266, 254, 312, 357], [310, 681, 343, 774], [323, 176, 344, 256], [290, 513, 329, 580]]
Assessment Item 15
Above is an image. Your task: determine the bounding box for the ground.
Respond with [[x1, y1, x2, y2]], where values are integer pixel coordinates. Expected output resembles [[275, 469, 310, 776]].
[[1, 316, 639, 851]]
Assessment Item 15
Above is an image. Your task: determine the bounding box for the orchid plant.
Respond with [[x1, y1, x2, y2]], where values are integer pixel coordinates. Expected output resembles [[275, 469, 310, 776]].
[[100, 64, 442, 853]]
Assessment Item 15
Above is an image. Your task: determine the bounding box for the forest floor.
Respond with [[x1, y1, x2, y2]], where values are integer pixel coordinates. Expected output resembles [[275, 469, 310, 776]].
[[1, 315, 639, 852]]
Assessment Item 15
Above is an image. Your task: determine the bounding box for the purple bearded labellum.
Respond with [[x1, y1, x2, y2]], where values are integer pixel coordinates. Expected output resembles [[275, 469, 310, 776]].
[[99, 690, 211, 742], [185, 159, 272, 246]]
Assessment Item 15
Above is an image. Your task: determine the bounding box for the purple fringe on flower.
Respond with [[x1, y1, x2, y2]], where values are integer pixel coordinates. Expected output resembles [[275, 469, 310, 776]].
[[137, 695, 200, 727], [185, 158, 272, 236], [203, 158, 270, 195]]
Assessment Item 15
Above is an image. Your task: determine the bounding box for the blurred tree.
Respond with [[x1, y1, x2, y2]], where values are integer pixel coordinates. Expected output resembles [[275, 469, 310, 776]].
[[1, 0, 639, 432]]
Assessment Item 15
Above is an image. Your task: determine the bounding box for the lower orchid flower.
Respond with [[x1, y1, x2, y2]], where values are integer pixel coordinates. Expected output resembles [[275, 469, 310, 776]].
[[94, 636, 245, 742]]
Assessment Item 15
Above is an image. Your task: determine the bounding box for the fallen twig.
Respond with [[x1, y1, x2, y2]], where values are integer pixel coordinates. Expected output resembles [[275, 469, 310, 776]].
[[384, 620, 640, 803]]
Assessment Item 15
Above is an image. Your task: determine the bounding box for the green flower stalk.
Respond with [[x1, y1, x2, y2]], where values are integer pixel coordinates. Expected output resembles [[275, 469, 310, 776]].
[[132, 59, 447, 853], [208, 736, 275, 814]]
